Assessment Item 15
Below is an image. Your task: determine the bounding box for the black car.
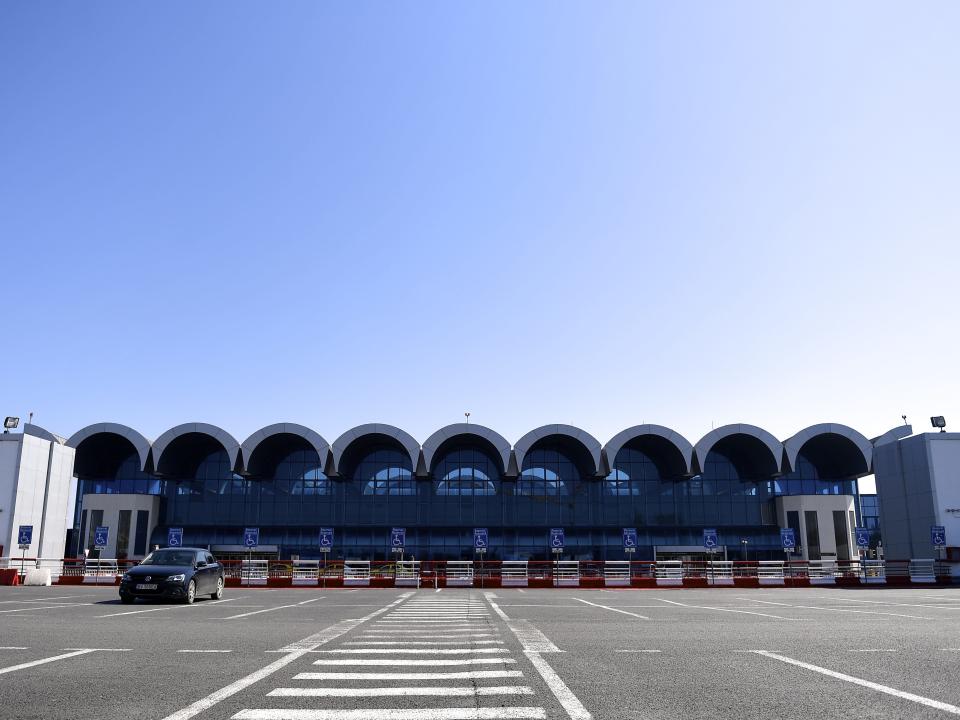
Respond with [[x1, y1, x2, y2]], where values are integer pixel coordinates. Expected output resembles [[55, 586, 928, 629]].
[[119, 548, 224, 604]]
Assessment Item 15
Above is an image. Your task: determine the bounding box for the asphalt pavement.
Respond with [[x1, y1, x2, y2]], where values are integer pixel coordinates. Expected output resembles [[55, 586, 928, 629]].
[[1, 584, 960, 719]]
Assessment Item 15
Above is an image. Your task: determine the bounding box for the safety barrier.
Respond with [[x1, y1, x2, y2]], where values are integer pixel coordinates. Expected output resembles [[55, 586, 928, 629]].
[[707, 561, 734, 586], [605, 561, 631, 587], [808, 560, 838, 585], [909, 559, 936, 583], [757, 561, 785, 586], [292, 560, 319, 586], [553, 560, 580, 587], [862, 559, 886, 584], [655, 560, 683, 586], [240, 559, 269, 585], [502, 560, 528, 587], [446, 561, 474, 587], [395, 560, 421, 587], [344, 560, 371, 587], [84, 558, 119, 584]]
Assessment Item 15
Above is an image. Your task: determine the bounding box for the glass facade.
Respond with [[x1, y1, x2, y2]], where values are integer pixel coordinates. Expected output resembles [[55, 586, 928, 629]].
[[72, 432, 864, 561]]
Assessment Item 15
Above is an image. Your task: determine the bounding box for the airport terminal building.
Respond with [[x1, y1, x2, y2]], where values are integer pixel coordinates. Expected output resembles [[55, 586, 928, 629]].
[[7, 419, 912, 564]]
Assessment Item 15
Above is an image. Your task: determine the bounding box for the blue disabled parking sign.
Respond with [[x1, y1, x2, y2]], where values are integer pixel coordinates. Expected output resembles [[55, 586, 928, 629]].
[[243, 527, 260, 548], [550, 528, 565, 551], [780, 527, 796, 552], [167, 527, 183, 548], [702, 528, 719, 550], [855, 527, 871, 548], [623, 527, 638, 552], [319, 527, 334, 553], [17, 525, 33, 549], [932, 525, 947, 547], [94, 526, 109, 550], [391, 527, 406, 552], [474, 528, 488, 551]]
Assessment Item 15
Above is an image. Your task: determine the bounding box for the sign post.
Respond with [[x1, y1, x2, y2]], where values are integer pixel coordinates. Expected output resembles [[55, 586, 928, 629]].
[[780, 528, 796, 574], [391, 527, 406, 561], [854, 526, 870, 564], [703, 528, 718, 584], [94, 526, 109, 587], [17, 525, 32, 581], [932, 525, 947, 564], [243, 528, 260, 587], [474, 528, 488, 588], [319, 528, 334, 589], [550, 528, 564, 582], [167, 527, 184, 548]]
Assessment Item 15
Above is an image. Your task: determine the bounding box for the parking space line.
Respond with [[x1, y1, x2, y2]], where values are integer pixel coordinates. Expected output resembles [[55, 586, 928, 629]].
[[234, 708, 545, 719], [159, 592, 413, 720], [742, 598, 934, 621], [178, 650, 234, 653], [219, 598, 321, 620], [99, 598, 237, 618], [571, 598, 649, 619], [0, 604, 91, 614], [654, 597, 795, 620], [0, 649, 96, 675], [754, 651, 960, 715], [293, 670, 523, 681], [310, 657, 516, 666], [267, 686, 535, 698], [317, 648, 509, 654], [819, 596, 960, 611]]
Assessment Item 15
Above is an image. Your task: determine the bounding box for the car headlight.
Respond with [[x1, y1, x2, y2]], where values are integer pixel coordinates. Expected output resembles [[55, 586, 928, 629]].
[[167, 574, 186, 582]]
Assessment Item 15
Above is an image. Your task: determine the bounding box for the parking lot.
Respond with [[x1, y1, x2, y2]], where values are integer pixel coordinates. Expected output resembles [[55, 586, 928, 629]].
[[2, 585, 960, 719]]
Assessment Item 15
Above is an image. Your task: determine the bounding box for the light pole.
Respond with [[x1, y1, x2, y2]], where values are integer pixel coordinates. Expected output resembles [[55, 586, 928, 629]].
[[740, 537, 749, 562]]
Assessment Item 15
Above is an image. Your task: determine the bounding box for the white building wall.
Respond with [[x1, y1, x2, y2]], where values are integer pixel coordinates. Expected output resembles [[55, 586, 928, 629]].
[[775, 495, 856, 561], [81, 494, 160, 558], [0, 438, 21, 556], [39, 443, 76, 558], [927, 433, 960, 549], [8, 434, 51, 558]]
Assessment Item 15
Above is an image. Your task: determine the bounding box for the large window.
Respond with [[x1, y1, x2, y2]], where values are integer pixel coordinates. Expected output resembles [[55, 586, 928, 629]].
[[434, 447, 499, 496], [355, 447, 416, 496], [517, 447, 578, 496]]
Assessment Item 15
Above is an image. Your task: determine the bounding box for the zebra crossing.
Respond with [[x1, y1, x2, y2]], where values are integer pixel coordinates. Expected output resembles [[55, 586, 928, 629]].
[[230, 592, 547, 719]]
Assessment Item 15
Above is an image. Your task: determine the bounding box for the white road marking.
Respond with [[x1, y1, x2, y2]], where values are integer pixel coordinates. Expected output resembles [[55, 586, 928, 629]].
[[821, 596, 960, 611], [754, 651, 960, 715], [98, 598, 237, 618], [654, 597, 794, 620], [344, 640, 505, 646], [0, 604, 87, 614], [310, 657, 516, 666], [848, 649, 897, 652], [615, 650, 662, 653], [178, 649, 234, 653], [316, 648, 509, 654], [267, 686, 534, 698], [0, 647, 29, 650], [0, 649, 96, 675], [159, 593, 412, 720], [742, 598, 933, 621], [572, 598, 649, 620], [219, 598, 320, 620], [292, 670, 523, 680], [233, 709, 545, 719]]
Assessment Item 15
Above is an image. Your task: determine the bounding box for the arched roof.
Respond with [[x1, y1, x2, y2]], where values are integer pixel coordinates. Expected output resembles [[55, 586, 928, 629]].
[[784, 423, 872, 478], [421, 423, 512, 477], [332, 424, 421, 476], [240, 423, 331, 478], [603, 424, 694, 479], [67, 422, 152, 472], [513, 424, 603, 477], [152, 422, 241, 475], [693, 423, 784, 478]]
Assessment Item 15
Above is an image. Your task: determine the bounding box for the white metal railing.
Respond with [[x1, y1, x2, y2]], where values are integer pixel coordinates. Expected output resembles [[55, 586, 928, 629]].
[[83, 558, 119, 583], [554, 560, 579, 586], [344, 560, 371, 585], [909, 559, 936, 583], [241, 559, 269, 582], [655, 560, 683, 581], [707, 561, 734, 584], [501, 560, 528, 586], [862, 559, 886, 583], [292, 560, 319, 584], [446, 561, 474, 586], [757, 561, 785, 584], [395, 560, 421, 586], [605, 560, 630, 586]]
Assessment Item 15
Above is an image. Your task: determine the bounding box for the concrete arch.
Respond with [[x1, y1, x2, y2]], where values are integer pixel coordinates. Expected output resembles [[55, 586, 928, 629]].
[[332, 424, 421, 477], [421, 423, 512, 478], [153, 422, 241, 476], [603, 424, 694, 479], [513, 424, 603, 477], [693, 423, 784, 479], [784, 423, 872, 478], [67, 422, 152, 472], [240, 423, 331, 478]]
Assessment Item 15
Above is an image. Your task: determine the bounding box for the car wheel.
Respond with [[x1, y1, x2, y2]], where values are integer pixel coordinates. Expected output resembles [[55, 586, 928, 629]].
[[120, 593, 135, 605], [184, 579, 196, 604], [211, 576, 224, 600]]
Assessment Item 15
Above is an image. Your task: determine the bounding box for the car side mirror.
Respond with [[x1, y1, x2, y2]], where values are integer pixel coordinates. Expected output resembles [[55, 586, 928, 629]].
[[195, 561, 204, 569]]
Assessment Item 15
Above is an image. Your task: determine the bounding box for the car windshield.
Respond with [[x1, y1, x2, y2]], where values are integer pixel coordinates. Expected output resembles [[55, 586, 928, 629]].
[[140, 550, 196, 567]]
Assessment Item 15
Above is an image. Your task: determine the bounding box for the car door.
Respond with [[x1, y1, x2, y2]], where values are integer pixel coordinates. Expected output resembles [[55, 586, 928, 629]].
[[205, 553, 220, 590], [194, 551, 210, 593]]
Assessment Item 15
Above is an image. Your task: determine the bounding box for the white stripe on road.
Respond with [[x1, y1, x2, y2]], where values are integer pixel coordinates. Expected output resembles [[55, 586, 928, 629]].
[[316, 648, 509, 654], [344, 640, 505, 646], [572, 598, 649, 620], [233, 709, 545, 720], [754, 651, 960, 715], [0, 647, 29, 650], [654, 597, 794, 620], [293, 670, 523, 681], [98, 598, 237, 618], [267, 686, 534, 698], [820, 596, 960, 611], [219, 599, 320, 620], [178, 649, 234, 653], [742, 598, 934, 621], [0, 605, 86, 614], [159, 593, 412, 720], [0, 649, 95, 675], [311, 658, 515, 666]]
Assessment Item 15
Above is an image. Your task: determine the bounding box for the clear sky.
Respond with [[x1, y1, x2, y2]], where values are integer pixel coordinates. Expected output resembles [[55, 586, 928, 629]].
[[1, 2, 958, 450]]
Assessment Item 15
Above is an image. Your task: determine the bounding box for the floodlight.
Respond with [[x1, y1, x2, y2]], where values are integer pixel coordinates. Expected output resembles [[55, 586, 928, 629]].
[[3, 417, 18, 430], [931, 416, 947, 432]]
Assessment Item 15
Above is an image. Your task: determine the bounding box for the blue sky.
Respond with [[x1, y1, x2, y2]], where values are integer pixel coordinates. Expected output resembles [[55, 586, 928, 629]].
[[1, 2, 958, 449]]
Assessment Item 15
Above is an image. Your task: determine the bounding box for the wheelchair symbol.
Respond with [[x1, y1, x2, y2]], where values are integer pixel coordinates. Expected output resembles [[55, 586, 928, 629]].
[[475, 536, 487, 549], [624, 535, 636, 548], [934, 533, 945, 545], [320, 535, 332, 547], [392, 534, 404, 546], [551, 535, 563, 548], [244, 534, 257, 547], [95, 532, 107, 546], [18, 530, 30, 544], [169, 535, 181, 547], [704, 536, 717, 549]]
